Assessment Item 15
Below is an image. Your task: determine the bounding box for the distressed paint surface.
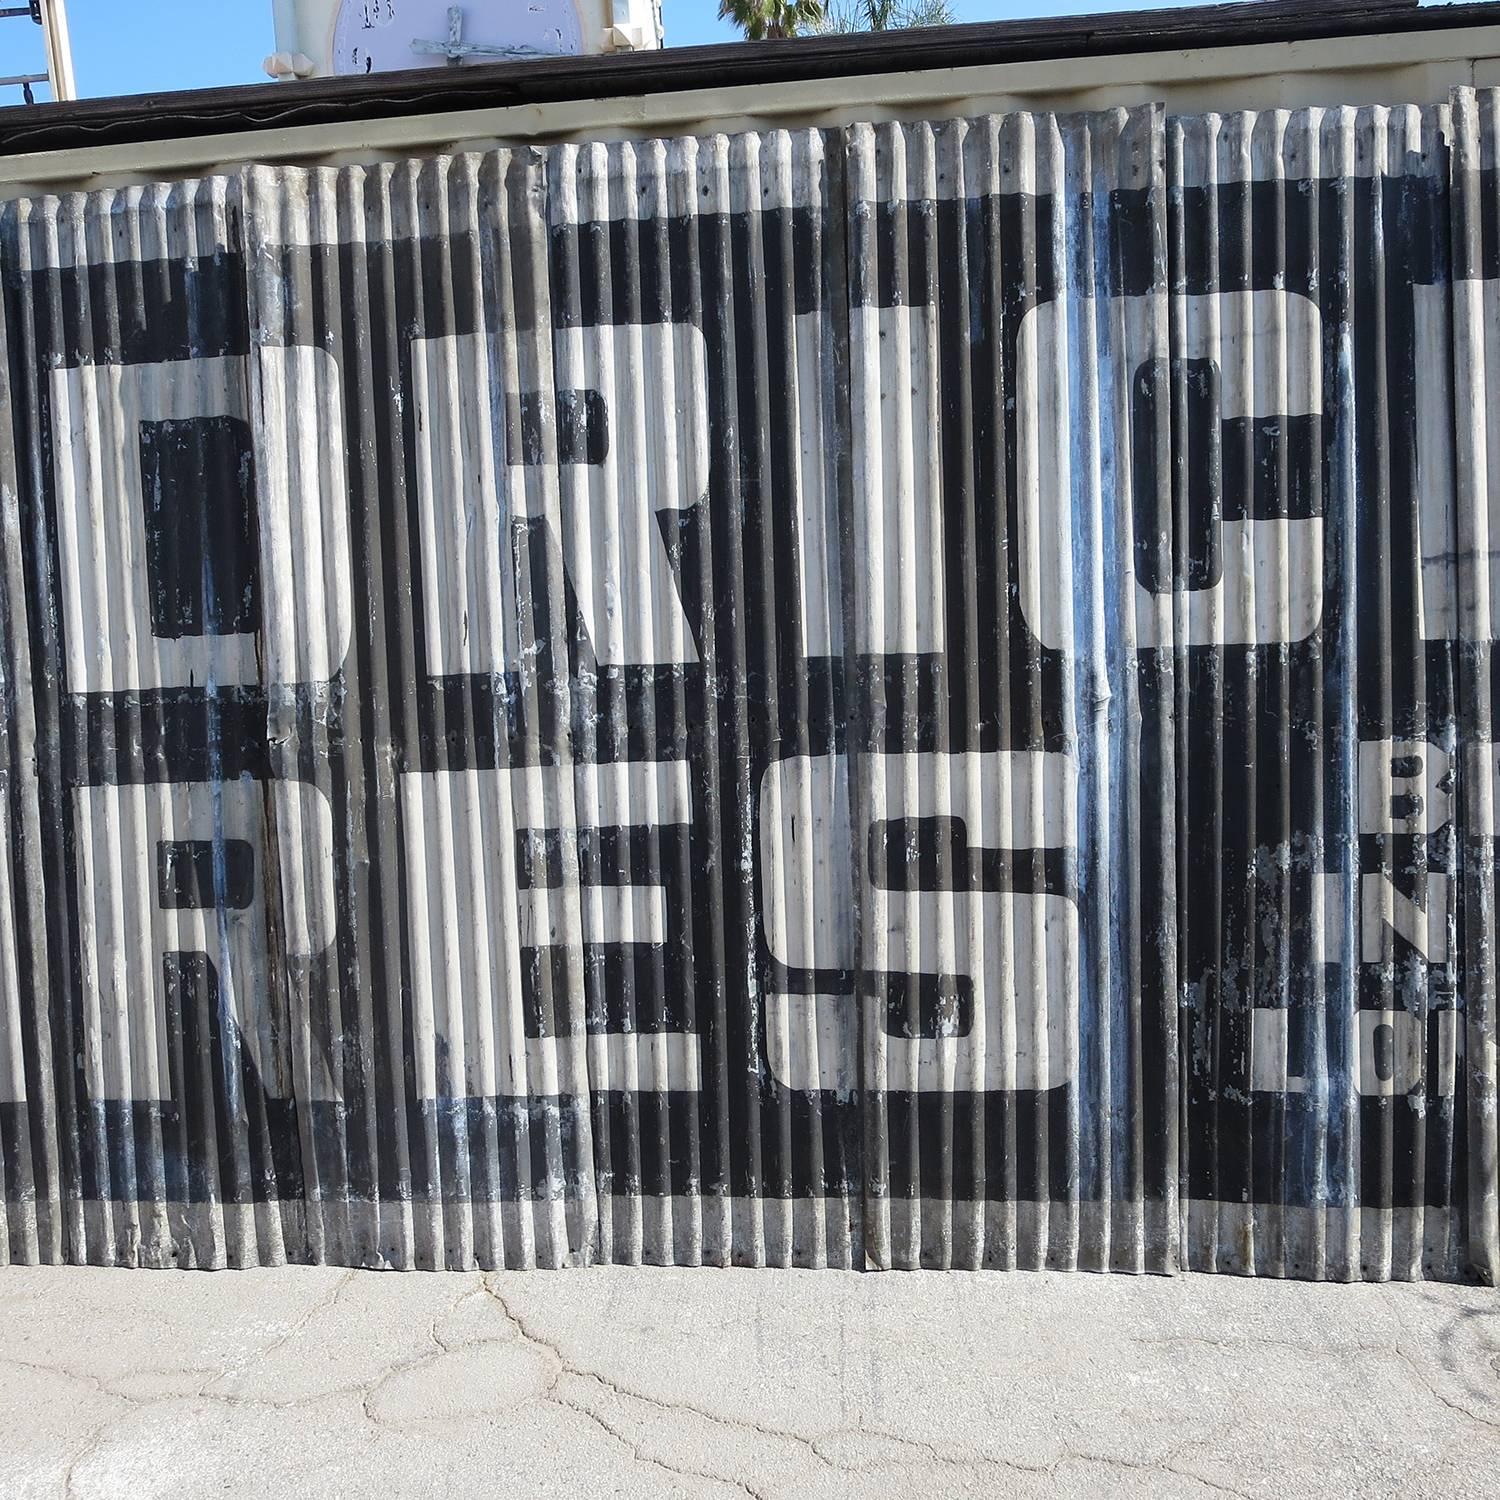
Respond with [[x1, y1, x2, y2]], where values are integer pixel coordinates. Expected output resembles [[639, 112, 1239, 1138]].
[[0, 95, 1495, 1279]]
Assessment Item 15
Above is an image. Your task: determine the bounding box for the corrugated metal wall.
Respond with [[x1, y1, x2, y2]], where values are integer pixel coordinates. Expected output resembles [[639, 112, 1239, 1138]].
[[1449, 86, 1500, 1283], [1, 88, 1497, 1279], [846, 107, 1178, 1274]]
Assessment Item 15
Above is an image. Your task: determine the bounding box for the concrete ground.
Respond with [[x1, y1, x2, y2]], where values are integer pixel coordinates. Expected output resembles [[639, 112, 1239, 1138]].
[[0, 1265, 1495, 1500]]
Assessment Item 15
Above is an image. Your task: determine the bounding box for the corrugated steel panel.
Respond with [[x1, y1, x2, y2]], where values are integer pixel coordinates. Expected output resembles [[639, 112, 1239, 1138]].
[[846, 108, 1178, 1273], [1, 91, 1499, 1279], [0, 219, 62, 1268], [1449, 85, 1500, 1282], [1165, 102, 1462, 1281], [1, 180, 307, 1268]]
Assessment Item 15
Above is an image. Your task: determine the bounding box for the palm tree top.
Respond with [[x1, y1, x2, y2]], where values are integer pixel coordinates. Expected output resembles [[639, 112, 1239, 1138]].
[[717, 1, 828, 42]]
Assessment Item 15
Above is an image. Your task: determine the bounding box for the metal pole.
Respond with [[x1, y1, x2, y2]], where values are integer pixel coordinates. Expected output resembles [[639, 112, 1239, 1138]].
[[270, 0, 300, 55], [37, 0, 76, 101]]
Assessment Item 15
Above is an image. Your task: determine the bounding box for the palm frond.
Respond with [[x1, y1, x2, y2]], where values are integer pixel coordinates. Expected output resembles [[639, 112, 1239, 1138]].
[[718, 0, 828, 40]]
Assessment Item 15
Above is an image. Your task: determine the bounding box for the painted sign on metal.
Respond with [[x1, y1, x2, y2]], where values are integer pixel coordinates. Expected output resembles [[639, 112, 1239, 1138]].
[[1, 94, 1497, 1279]]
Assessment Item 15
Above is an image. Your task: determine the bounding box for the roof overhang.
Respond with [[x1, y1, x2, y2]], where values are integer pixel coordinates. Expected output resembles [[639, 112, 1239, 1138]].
[[2, 0, 1498, 194]]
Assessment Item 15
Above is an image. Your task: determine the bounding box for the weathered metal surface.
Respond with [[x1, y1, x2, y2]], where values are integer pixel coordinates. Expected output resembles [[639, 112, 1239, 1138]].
[[1, 91, 1497, 1278], [1449, 86, 1500, 1284], [844, 108, 1178, 1273], [1165, 101, 1461, 1280]]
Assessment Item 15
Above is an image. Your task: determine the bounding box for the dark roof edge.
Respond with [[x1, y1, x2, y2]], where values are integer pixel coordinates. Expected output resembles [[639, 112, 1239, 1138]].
[[0, 0, 1480, 158]]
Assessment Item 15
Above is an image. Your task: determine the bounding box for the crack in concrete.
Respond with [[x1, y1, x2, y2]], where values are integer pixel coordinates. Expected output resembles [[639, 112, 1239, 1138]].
[[1076, 1447, 1257, 1500], [553, 1391, 772, 1500], [15, 1272, 1496, 1499], [1395, 1344, 1500, 1439], [483, 1276, 839, 1467], [480, 1279, 1257, 1498], [1131, 1331, 1389, 1360], [357, 1277, 501, 1433], [59, 1400, 139, 1500], [200, 1268, 356, 1400], [811, 1430, 1259, 1498], [42, 1274, 516, 1456], [0, 1356, 130, 1404]]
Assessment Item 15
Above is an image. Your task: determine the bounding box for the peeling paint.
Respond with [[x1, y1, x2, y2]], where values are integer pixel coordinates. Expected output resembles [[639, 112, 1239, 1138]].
[[0, 93, 1496, 1279]]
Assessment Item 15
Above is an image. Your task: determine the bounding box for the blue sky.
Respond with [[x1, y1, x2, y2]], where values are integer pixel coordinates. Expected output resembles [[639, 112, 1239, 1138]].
[[1, 1, 1207, 102]]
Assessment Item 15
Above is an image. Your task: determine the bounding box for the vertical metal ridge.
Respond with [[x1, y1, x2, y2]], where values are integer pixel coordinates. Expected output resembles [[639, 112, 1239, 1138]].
[[849, 106, 1177, 1275], [0, 197, 61, 1267], [247, 161, 342, 1268], [5, 191, 88, 1267], [703, 127, 762, 1266], [1172, 100, 1464, 1282], [3, 175, 313, 1269], [396, 152, 469, 1271], [737, 125, 784, 1269], [680, 131, 738, 1266], [1450, 86, 1500, 1285]]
